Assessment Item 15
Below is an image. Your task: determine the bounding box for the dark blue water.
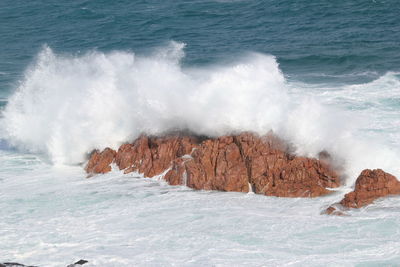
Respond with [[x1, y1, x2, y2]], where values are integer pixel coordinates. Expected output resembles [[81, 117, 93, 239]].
[[1, 0, 400, 99]]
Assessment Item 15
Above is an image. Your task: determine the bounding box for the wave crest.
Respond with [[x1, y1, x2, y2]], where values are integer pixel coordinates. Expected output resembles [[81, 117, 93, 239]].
[[2, 43, 399, 185], [3, 43, 287, 163]]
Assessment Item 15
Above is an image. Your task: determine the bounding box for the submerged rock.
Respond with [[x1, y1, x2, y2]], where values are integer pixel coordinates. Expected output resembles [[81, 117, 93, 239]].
[[67, 259, 89, 267], [324, 205, 348, 216], [0, 263, 37, 267], [0, 259, 88, 267], [86, 132, 340, 197], [325, 169, 400, 214]]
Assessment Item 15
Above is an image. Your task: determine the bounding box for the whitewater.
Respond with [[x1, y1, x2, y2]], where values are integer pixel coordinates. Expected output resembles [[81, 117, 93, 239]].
[[1, 42, 400, 265], [3, 44, 400, 182]]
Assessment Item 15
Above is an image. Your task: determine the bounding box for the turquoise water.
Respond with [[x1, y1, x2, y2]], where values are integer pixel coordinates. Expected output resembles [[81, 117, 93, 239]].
[[1, 1, 400, 266]]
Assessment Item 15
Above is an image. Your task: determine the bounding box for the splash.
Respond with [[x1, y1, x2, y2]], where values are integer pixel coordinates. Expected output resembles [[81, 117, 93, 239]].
[[2, 42, 399, 184]]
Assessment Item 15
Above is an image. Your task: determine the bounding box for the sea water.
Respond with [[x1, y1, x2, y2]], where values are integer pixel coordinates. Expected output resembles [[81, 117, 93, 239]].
[[1, 1, 400, 266]]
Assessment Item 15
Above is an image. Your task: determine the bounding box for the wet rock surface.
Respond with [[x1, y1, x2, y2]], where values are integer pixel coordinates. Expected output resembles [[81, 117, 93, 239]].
[[85, 148, 116, 174], [86, 132, 340, 197], [325, 169, 400, 214], [114, 135, 199, 177]]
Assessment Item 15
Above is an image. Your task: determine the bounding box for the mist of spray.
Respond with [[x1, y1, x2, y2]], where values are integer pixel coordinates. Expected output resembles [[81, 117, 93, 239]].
[[2, 42, 399, 185]]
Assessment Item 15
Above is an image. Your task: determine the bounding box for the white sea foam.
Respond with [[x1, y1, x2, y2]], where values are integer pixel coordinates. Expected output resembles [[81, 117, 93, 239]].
[[1, 42, 399, 184], [1, 151, 400, 266], [2, 44, 400, 266]]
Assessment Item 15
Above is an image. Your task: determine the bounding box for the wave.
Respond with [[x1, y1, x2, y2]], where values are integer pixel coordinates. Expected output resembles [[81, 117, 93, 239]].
[[289, 72, 400, 141], [1, 42, 399, 185]]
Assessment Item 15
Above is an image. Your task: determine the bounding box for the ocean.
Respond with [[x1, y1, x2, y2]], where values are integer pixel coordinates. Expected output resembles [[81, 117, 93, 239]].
[[1, 0, 400, 266]]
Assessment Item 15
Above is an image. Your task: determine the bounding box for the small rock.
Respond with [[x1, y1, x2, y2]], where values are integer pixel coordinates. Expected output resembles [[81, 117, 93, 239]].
[[325, 169, 400, 214], [67, 259, 88, 267], [0, 263, 37, 267], [323, 205, 347, 216]]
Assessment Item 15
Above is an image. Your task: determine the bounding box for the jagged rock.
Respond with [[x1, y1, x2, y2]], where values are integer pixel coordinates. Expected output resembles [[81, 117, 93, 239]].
[[325, 169, 400, 214], [86, 132, 340, 197], [115, 135, 198, 176], [165, 135, 250, 192], [238, 133, 339, 197], [85, 148, 116, 174], [164, 133, 340, 196]]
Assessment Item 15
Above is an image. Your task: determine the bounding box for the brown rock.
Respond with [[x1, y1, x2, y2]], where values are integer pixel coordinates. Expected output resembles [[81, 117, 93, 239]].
[[114, 135, 199, 177], [325, 169, 400, 214], [165, 135, 250, 192], [232, 133, 340, 197], [324, 206, 346, 216], [340, 169, 400, 208], [164, 132, 340, 196], [85, 132, 341, 197], [85, 148, 116, 175]]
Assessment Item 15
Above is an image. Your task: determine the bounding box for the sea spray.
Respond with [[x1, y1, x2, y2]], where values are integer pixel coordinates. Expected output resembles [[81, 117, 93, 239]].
[[2, 43, 399, 184], [2, 43, 288, 163]]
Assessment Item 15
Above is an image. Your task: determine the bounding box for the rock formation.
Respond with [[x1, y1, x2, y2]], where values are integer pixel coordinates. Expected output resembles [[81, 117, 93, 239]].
[[86, 132, 340, 197], [86, 148, 116, 174], [325, 169, 400, 214]]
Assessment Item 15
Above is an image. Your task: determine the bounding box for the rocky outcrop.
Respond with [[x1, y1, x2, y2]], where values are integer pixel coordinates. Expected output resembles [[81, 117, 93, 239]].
[[86, 132, 340, 197], [164, 133, 339, 197], [164, 135, 251, 192], [325, 169, 400, 214], [85, 148, 116, 174], [114, 135, 198, 177]]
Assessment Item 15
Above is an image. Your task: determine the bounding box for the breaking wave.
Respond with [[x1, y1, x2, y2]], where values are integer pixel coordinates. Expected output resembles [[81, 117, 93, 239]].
[[2, 42, 399, 184]]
